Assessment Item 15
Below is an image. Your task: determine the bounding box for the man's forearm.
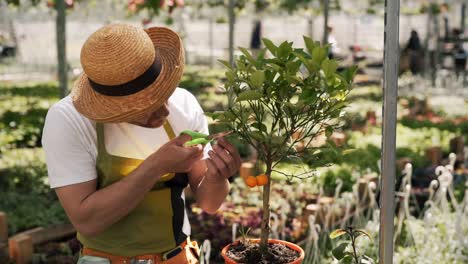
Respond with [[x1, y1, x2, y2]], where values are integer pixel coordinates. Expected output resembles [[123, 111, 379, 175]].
[[195, 176, 230, 214], [73, 161, 164, 236]]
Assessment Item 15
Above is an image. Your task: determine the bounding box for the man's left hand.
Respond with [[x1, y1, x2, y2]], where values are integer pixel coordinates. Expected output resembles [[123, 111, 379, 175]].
[[205, 137, 241, 183]]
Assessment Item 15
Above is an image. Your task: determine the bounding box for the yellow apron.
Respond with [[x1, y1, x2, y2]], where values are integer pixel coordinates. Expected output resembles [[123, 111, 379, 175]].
[[77, 121, 190, 257]]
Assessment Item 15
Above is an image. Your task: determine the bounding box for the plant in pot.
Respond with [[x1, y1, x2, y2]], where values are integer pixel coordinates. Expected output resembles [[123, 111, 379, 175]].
[[208, 37, 356, 263]]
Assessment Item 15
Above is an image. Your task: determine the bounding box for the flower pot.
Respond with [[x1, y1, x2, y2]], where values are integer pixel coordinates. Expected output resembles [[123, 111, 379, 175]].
[[221, 239, 305, 264]]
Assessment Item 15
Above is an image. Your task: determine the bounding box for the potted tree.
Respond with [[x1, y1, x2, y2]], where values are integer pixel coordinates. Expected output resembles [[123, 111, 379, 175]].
[[209, 37, 356, 263]]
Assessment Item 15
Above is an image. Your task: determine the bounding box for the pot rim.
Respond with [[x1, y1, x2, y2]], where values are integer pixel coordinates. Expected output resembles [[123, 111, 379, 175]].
[[221, 238, 305, 264]]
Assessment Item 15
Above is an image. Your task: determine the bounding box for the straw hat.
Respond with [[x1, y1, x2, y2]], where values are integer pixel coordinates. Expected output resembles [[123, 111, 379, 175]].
[[72, 23, 185, 122]]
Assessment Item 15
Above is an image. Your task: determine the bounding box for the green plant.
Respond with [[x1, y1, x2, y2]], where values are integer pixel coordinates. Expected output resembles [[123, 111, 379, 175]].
[[321, 167, 354, 196], [0, 148, 68, 234], [330, 227, 374, 264], [179, 71, 215, 94], [209, 36, 356, 254]]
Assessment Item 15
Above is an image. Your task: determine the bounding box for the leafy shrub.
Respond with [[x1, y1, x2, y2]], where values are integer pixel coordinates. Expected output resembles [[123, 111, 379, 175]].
[[0, 82, 60, 98], [401, 116, 468, 142], [1, 191, 67, 235], [321, 167, 355, 197], [0, 148, 68, 234], [0, 83, 58, 151]]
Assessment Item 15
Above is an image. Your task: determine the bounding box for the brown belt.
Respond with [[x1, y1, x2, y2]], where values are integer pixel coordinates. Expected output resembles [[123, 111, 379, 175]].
[[82, 240, 188, 264]]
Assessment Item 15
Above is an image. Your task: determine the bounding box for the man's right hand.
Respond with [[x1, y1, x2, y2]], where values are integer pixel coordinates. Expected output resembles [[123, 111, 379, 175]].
[[148, 134, 204, 174], [55, 134, 204, 237]]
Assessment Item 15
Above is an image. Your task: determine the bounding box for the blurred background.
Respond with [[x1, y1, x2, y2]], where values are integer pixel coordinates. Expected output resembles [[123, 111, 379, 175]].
[[0, 0, 467, 263]]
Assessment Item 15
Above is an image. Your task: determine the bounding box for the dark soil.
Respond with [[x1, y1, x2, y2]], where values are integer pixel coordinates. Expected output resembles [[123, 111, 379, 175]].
[[225, 240, 300, 264]]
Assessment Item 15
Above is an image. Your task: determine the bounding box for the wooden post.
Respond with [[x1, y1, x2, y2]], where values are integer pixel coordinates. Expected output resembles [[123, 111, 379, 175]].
[[449, 136, 465, 160], [9, 235, 33, 264], [0, 212, 8, 260], [0, 212, 7, 244], [425, 146, 442, 166]]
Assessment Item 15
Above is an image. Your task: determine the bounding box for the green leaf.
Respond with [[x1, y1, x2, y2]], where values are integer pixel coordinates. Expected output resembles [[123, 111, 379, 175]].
[[312, 46, 328, 64], [252, 122, 268, 132], [322, 59, 339, 77], [342, 149, 357, 156], [330, 229, 347, 239], [226, 71, 235, 82], [303, 36, 318, 55], [204, 111, 224, 120], [239, 47, 256, 65], [236, 90, 263, 101], [332, 242, 350, 260], [355, 229, 372, 241], [294, 52, 319, 74], [271, 135, 285, 145], [262, 38, 278, 55], [218, 59, 233, 70], [236, 60, 246, 71], [361, 255, 375, 264], [277, 41, 292, 59], [257, 48, 267, 60], [286, 60, 302, 74], [339, 65, 358, 85], [325, 126, 334, 137], [251, 70, 265, 89], [339, 255, 354, 264], [250, 131, 265, 142]]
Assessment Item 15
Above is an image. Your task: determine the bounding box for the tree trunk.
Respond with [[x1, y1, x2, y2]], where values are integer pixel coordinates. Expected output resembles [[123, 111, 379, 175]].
[[56, 0, 68, 98], [424, 10, 432, 77], [176, 8, 189, 65], [432, 13, 440, 86], [259, 160, 272, 252], [228, 0, 235, 66], [307, 16, 314, 39], [461, 3, 466, 34], [209, 16, 214, 68], [322, 0, 329, 45]]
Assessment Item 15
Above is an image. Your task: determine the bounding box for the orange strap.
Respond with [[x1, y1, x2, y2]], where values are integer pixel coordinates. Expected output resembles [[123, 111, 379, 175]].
[[82, 240, 188, 264]]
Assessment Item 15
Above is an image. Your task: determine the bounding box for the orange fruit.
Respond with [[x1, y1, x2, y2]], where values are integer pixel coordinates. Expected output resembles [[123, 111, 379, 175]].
[[256, 174, 269, 186], [245, 176, 258, 188]]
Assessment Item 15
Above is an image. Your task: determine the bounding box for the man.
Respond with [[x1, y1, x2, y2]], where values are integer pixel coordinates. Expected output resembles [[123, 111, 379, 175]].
[[42, 24, 241, 264]]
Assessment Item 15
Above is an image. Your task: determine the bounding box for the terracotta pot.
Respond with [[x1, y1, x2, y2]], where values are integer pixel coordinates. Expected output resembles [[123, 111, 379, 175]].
[[221, 239, 305, 264]]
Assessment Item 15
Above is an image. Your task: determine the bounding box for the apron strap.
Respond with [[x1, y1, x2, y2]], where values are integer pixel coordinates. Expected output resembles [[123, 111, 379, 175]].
[[95, 122, 107, 155], [163, 120, 176, 140]]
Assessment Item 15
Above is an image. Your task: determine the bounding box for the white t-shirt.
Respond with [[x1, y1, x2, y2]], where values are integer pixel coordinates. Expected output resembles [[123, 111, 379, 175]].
[[42, 88, 211, 189]]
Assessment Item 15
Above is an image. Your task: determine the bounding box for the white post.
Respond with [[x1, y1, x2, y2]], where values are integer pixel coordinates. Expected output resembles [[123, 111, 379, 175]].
[[379, 0, 400, 263]]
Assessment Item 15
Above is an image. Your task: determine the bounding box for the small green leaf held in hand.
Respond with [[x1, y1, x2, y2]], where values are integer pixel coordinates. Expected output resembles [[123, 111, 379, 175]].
[[180, 130, 209, 139], [180, 130, 211, 147], [184, 138, 212, 147]]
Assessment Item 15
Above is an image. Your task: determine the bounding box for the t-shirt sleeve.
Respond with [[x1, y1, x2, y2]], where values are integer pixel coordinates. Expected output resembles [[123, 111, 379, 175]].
[[42, 105, 97, 188], [186, 91, 212, 160]]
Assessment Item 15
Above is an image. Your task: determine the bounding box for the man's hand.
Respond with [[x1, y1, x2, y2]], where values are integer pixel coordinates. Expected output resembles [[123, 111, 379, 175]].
[[205, 137, 241, 183], [187, 137, 241, 214], [149, 134, 204, 174], [55, 133, 204, 237]]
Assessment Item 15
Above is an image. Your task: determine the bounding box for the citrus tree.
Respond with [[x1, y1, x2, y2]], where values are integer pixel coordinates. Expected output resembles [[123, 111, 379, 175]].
[[209, 37, 356, 251]]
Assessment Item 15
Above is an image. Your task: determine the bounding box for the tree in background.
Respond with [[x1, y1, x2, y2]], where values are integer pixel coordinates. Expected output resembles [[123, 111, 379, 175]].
[[3, 0, 76, 98]]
